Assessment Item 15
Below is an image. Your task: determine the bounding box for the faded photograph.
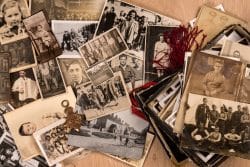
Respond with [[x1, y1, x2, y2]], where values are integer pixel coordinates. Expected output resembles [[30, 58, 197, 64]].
[[0, 0, 30, 44], [52, 20, 97, 55], [34, 59, 66, 98], [10, 68, 40, 108], [23, 11, 62, 63], [75, 72, 131, 120], [109, 53, 143, 92], [79, 27, 128, 67], [238, 64, 250, 104], [0, 52, 10, 103], [68, 109, 149, 159], [31, 0, 106, 20], [86, 61, 114, 86], [188, 52, 243, 101]]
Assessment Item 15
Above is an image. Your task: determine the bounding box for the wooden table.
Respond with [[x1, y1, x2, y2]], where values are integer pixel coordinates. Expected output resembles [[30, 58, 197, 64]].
[[65, 0, 250, 166]]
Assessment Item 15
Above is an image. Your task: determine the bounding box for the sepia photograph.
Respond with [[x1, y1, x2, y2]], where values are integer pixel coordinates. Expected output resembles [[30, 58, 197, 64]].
[[4, 87, 76, 160], [95, 0, 180, 58], [0, 0, 30, 44], [79, 27, 128, 67], [109, 53, 143, 92], [31, 0, 106, 21], [238, 64, 250, 104], [10, 68, 40, 109], [33, 119, 83, 166], [68, 109, 149, 159], [188, 52, 243, 101], [34, 59, 66, 98], [23, 11, 62, 63], [75, 72, 131, 120], [86, 61, 114, 86], [0, 52, 10, 103], [52, 20, 97, 55], [0, 37, 36, 73], [144, 26, 176, 82]]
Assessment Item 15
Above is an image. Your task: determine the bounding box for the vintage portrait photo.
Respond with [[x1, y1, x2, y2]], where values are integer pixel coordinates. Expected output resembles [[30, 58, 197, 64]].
[[79, 27, 128, 67], [52, 20, 97, 56], [68, 109, 149, 159], [31, 0, 106, 20], [34, 59, 66, 98], [4, 87, 76, 160], [182, 93, 250, 159], [34, 119, 83, 166], [0, 0, 30, 44], [0, 37, 36, 73], [23, 11, 62, 63], [57, 56, 89, 88], [75, 72, 131, 120], [109, 53, 143, 92], [95, 0, 180, 57], [86, 61, 114, 86], [0, 52, 10, 103], [238, 65, 250, 104], [188, 52, 243, 101], [144, 26, 175, 82], [10, 68, 40, 108]]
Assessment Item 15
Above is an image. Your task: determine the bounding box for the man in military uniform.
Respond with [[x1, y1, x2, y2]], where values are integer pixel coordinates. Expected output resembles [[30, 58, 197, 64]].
[[195, 98, 210, 127]]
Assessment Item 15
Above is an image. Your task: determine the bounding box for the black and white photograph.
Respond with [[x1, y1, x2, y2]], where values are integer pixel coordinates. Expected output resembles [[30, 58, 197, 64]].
[[75, 72, 131, 120], [182, 93, 250, 159], [79, 27, 128, 67], [33, 119, 83, 166], [95, 0, 180, 58], [0, 104, 13, 138], [10, 68, 40, 108], [0, 52, 10, 103], [34, 59, 66, 98], [52, 20, 97, 56], [68, 109, 149, 159], [23, 11, 62, 63], [31, 0, 106, 21], [0, 0, 30, 44], [144, 26, 176, 82], [86, 61, 114, 86], [0, 37, 36, 73], [57, 56, 90, 88], [109, 53, 143, 92]]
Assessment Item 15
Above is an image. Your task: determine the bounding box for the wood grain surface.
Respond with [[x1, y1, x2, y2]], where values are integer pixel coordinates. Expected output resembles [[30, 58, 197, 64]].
[[65, 1, 250, 166]]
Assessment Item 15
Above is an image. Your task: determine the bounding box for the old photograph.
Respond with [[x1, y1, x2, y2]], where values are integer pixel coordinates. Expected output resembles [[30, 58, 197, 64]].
[[75, 72, 131, 120], [34, 119, 83, 166], [188, 52, 243, 101], [0, 52, 10, 103], [238, 65, 250, 104], [86, 61, 114, 86], [95, 0, 180, 58], [10, 68, 40, 108], [68, 109, 149, 159], [79, 27, 128, 67], [52, 20, 97, 55], [23, 11, 62, 63], [4, 87, 76, 160], [0, 0, 30, 44], [0, 104, 13, 138], [109, 53, 143, 92], [34, 59, 66, 98], [57, 56, 90, 88], [144, 26, 176, 82], [182, 93, 250, 159], [0, 37, 36, 73], [31, 0, 106, 20]]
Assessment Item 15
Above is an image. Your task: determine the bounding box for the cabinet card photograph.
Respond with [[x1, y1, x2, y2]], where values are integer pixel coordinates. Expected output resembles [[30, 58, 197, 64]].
[[23, 11, 62, 63], [79, 27, 128, 67], [4, 87, 76, 160], [75, 72, 131, 120], [33, 119, 83, 166], [182, 93, 250, 159], [109, 53, 143, 92], [68, 109, 149, 159], [52, 20, 97, 56], [34, 59, 66, 98], [10, 68, 40, 109], [0, 52, 10, 103], [0, 37, 36, 73], [0, 0, 30, 44], [31, 0, 106, 21]]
